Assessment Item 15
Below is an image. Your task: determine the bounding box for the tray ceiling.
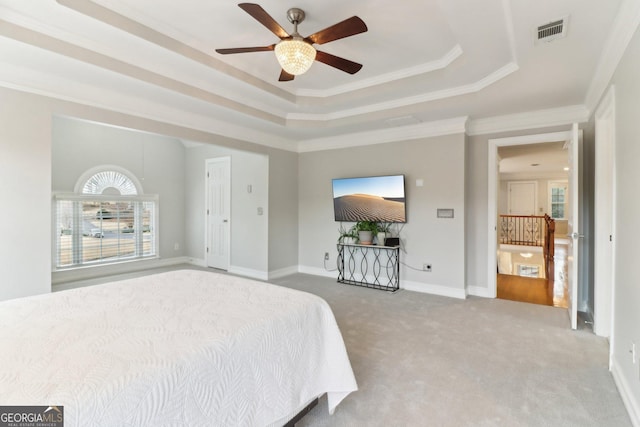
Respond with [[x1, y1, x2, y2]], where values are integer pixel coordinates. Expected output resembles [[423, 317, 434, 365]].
[[0, 0, 634, 151]]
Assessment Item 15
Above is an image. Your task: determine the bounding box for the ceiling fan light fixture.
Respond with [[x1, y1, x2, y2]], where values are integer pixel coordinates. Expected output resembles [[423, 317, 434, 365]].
[[275, 38, 316, 75]]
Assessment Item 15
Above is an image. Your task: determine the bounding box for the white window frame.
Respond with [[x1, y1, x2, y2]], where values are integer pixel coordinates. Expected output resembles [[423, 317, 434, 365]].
[[53, 167, 159, 270], [548, 180, 568, 220]]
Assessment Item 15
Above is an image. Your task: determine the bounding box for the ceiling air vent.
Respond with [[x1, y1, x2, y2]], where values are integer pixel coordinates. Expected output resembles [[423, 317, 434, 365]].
[[535, 17, 568, 44]]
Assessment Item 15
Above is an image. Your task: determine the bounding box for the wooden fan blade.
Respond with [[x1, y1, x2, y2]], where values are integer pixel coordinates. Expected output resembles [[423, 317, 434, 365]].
[[305, 16, 367, 45], [279, 69, 295, 81], [216, 45, 275, 54], [315, 50, 363, 74], [238, 3, 290, 39]]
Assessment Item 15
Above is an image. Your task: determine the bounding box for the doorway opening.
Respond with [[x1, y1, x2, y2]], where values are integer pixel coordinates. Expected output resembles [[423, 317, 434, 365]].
[[495, 140, 569, 308], [488, 129, 578, 327]]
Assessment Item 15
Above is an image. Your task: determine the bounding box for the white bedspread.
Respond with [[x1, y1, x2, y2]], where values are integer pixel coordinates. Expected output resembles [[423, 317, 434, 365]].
[[0, 270, 357, 426]]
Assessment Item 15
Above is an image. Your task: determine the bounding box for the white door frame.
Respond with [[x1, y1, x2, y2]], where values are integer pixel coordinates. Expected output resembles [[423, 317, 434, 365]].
[[488, 131, 573, 298], [594, 85, 616, 345], [566, 123, 580, 330]]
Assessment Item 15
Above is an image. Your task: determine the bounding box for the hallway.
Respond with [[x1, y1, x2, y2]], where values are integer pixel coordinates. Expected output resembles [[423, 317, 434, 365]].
[[497, 239, 569, 308]]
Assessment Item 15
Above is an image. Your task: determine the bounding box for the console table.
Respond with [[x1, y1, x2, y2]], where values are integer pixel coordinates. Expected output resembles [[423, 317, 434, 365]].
[[337, 243, 400, 292]]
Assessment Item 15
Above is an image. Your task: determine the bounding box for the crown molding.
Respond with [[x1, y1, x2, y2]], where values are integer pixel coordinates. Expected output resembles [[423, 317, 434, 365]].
[[297, 116, 468, 153], [584, 0, 640, 112], [56, 0, 295, 103], [3, 2, 520, 128], [467, 105, 590, 136], [0, 73, 298, 153], [295, 45, 463, 98], [289, 62, 519, 122]]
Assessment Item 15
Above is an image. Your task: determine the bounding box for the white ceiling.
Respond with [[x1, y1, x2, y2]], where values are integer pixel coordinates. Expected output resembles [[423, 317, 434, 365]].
[[499, 141, 568, 178], [0, 0, 636, 152]]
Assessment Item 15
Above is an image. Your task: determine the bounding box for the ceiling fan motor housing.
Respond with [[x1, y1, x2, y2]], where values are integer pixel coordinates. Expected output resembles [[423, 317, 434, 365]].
[[286, 8, 305, 25]]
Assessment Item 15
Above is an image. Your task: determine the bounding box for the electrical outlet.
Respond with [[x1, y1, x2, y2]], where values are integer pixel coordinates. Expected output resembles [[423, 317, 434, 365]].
[[324, 252, 330, 261], [174, 243, 180, 251], [423, 264, 432, 272]]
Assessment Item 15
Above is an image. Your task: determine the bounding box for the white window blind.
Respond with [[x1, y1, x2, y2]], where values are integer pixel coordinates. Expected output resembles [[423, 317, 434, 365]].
[[54, 168, 159, 269], [54, 194, 157, 268]]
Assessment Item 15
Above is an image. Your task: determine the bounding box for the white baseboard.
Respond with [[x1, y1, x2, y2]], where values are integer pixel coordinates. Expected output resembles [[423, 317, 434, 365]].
[[187, 258, 206, 267], [298, 265, 339, 279], [228, 265, 268, 281], [611, 359, 640, 427], [466, 285, 493, 298], [188, 259, 268, 281], [269, 265, 300, 280], [401, 279, 467, 299], [298, 266, 466, 299], [52, 256, 190, 289]]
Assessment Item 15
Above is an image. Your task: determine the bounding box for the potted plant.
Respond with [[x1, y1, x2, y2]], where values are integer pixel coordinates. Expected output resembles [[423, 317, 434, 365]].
[[337, 223, 358, 245], [376, 222, 391, 246], [353, 220, 378, 245]]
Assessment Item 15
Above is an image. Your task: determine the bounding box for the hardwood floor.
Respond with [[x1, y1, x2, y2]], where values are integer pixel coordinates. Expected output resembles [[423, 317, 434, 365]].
[[497, 273, 551, 305], [497, 240, 569, 308]]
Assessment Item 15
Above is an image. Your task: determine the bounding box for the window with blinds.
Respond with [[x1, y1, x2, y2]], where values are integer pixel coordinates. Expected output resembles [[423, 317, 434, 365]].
[[54, 169, 158, 269]]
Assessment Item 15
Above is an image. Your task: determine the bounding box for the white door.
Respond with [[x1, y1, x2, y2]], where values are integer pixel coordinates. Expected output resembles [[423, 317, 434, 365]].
[[206, 157, 230, 270], [566, 124, 580, 330], [508, 181, 537, 215]]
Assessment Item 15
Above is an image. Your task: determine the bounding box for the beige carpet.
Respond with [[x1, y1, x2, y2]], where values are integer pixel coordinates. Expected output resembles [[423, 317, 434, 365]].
[[271, 273, 630, 427]]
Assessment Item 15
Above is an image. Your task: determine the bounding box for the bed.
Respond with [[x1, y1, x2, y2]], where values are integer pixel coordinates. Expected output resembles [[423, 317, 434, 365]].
[[0, 269, 357, 426]]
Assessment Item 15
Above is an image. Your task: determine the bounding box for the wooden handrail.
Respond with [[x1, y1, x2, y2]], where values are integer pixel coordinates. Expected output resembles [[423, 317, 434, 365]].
[[500, 214, 555, 301], [543, 214, 555, 301]]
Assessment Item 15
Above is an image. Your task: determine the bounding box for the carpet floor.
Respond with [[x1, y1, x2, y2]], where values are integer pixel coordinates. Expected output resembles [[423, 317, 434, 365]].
[[271, 273, 631, 427]]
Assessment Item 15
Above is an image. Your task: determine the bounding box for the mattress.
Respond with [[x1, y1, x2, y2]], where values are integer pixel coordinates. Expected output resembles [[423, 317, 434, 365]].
[[0, 269, 357, 426]]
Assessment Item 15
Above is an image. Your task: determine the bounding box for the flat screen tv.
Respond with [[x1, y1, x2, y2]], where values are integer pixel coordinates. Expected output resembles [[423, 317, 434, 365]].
[[332, 174, 406, 223]]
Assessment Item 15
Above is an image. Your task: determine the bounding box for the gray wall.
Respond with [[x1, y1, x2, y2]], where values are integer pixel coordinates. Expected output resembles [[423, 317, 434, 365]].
[[299, 134, 467, 295], [605, 24, 640, 413], [267, 149, 299, 274], [0, 86, 298, 299], [51, 116, 186, 253], [184, 144, 269, 274], [464, 125, 572, 294], [50, 117, 186, 284], [0, 89, 51, 300], [465, 134, 489, 292]]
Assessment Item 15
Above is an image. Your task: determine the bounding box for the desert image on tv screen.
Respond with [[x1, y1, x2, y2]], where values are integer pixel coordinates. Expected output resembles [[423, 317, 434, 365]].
[[333, 175, 406, 222]]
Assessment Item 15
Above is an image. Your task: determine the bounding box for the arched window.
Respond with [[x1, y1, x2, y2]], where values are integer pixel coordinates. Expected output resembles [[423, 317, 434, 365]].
[[81, 170, 139, 195], [54, 167, 157, 269]]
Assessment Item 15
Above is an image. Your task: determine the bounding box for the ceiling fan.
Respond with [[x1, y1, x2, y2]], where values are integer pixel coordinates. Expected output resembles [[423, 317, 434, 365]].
[[215, 3, 368, 81]]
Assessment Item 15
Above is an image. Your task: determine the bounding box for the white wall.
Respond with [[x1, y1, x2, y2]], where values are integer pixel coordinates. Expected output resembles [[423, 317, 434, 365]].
[[184, 144, 269, 276], [299, 134, 466, 298], [0, 89, 51, 300], [605, 24, 640, 422]]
